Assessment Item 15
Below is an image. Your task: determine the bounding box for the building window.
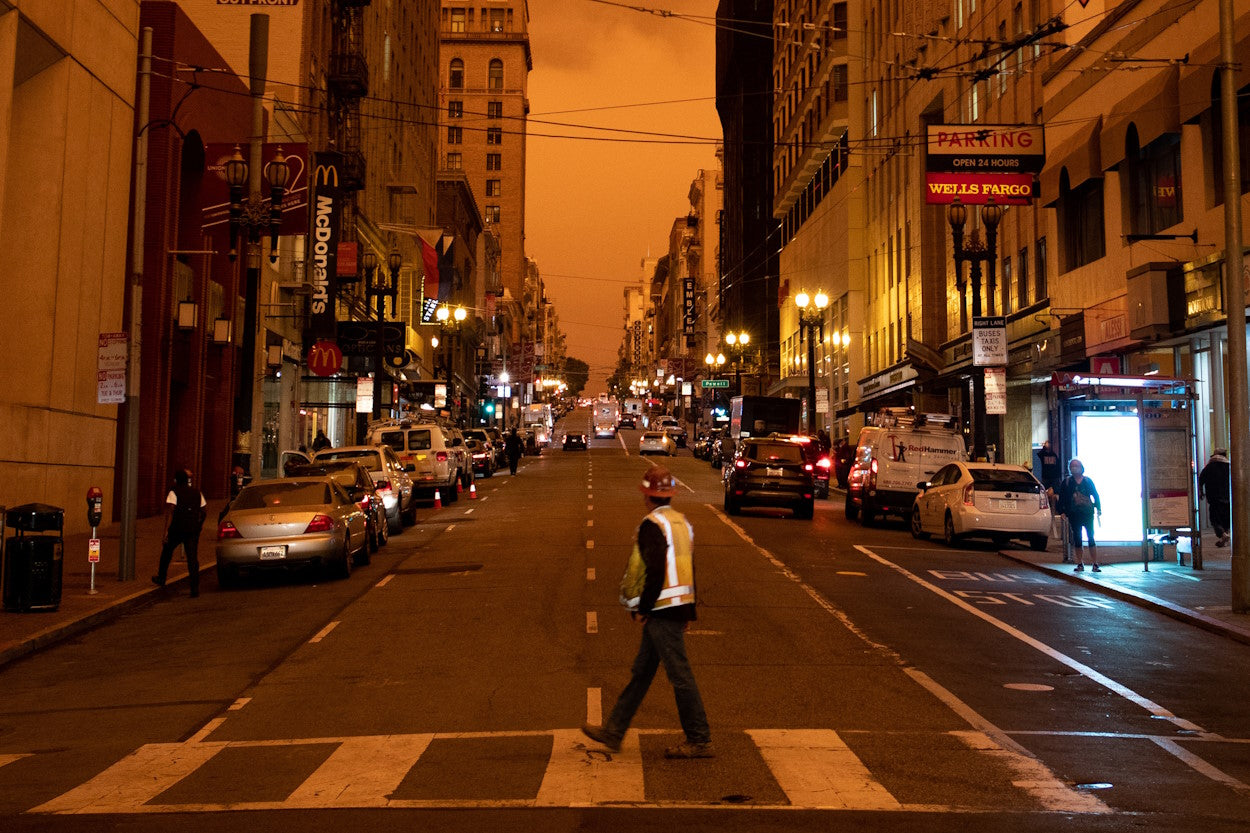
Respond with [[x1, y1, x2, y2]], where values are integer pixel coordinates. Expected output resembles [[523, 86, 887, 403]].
[[488, 59, 504, 90], [1059, 177, 1105, 272], [1035, 237, 1048, 300], [449, 8, 466, 32], [449, 59, 464, 89], [486, 179, 502, 197], [833, 2, 848, 38], [487, 127, 502, 145], [1017, 246, 1029, 307], [446, 152, 462, 170], [487, 100, 502, 119], [485, 205, 501, 224], [1127, 132, 1182, 236], [447, 126, 463, 144], [486, 153, 501, 171], [832, 64, 848, 102], [448, 100, 463, 118], [488, 9, 505, 32], [1001, 256, 1012, 312], [1209, 79, 1250, 203]]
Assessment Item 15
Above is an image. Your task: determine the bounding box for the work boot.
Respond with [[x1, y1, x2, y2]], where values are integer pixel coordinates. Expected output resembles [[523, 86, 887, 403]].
[[151, 575, 165, 587], [664, 741, 714, 759], [580, 724, 621, 752]]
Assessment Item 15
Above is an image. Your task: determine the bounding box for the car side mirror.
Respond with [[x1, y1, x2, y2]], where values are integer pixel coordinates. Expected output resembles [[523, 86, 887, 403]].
[[917, 481, 930, 490]]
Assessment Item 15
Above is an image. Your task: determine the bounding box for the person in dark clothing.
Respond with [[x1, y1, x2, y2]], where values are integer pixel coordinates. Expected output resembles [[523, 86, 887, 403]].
[[504, 428, 524, 475], [152, 468, 207, 597], [1200, 448, 1231, 546], [834, 438, 855, 489], [311, 430, 332, 452], [1056, 458, 1102, 572], [1038, 440, 1062, 493], [582, 465, 712, 759]]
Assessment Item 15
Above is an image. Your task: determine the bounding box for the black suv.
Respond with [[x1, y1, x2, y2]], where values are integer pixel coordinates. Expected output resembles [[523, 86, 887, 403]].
[[723, 437, 815, 519]]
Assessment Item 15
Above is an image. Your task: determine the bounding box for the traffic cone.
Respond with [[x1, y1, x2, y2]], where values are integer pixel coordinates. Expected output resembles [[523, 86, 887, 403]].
[[469, 483, 478, 499], [457, 479, 463, 495], [433, 489, 442, 509]]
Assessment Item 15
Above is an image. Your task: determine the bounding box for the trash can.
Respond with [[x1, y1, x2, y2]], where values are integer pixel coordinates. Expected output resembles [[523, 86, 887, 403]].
[[2, 503, 64, 612]]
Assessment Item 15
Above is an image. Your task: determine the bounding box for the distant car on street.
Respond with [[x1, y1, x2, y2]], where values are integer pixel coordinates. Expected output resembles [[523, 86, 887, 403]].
[[639, 431, 676, 456], [563, 433, 588, 450]]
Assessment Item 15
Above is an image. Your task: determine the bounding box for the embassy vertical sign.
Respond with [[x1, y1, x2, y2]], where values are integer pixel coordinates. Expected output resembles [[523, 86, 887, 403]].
[[924, 125, 1044, 205], [308, 152, 341, 340]]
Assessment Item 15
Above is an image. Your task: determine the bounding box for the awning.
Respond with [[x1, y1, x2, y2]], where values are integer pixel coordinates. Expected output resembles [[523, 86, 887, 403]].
[[1100, 67, 1180, 171], [1039, 116, 1102, 206], [1179, 13, 1250, 123]]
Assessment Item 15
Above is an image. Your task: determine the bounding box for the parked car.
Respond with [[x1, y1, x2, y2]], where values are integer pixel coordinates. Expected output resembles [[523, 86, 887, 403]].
[[216, 478, 369, 586], [723, 436, 815, 519], [786, 434, 832, 499], [314, 445, 416, 528], [485, 427, 507, 468], [563, 432, 588, 450], [639, 431, 676, 456], [709, 432, 733, 469], [284, 461, 388, 552], [465, 438, 494, 477], [367, 421, 462, 505], [464, 429, 498, 474], [911, 462, 1052, 550]]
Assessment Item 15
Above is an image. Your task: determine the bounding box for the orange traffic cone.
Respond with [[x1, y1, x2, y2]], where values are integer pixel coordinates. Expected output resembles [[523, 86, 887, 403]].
[[457, 479, 463, 494], [469, 483, 478, 499], [433, 489, 442, 509]]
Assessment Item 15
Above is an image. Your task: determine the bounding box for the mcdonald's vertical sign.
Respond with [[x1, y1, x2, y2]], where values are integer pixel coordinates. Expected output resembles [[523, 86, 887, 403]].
[[308, 151, 342, 340]]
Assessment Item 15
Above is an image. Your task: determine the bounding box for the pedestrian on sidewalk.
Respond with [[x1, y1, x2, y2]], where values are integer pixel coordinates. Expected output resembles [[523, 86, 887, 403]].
[[834, 437, 855, 489], [152, 467, 207, 597], [312, 430, 332, 452], [1057, 458, 1102, 572], [1038, 440, 1062, 494], [582, 465, 713, 759], [1199, 448, 1231, 547], [504, 428, 523, 475]]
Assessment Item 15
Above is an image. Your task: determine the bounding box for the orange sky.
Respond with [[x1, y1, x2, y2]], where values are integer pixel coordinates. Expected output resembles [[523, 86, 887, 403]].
[[525, 0, 724, 394]]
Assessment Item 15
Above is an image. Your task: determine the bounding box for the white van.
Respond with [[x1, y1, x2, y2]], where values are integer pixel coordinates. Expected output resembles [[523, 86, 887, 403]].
[[845, 411, 966, 524], [366, 419, 466, 503]]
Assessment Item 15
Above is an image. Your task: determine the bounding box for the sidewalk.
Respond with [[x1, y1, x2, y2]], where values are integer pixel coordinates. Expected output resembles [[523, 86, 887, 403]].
[[0, 502, 225, 668]]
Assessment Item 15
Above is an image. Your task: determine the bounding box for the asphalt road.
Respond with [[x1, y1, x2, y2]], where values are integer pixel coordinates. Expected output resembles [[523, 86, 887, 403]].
[[1, 405, 1248, 832]]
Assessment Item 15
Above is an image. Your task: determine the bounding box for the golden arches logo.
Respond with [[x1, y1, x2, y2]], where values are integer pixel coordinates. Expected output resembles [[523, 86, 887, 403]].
[[312, 164, 339, 189]]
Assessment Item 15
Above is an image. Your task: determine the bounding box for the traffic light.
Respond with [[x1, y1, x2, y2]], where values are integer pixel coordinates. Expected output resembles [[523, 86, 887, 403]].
[[484, 402, 495, 416]]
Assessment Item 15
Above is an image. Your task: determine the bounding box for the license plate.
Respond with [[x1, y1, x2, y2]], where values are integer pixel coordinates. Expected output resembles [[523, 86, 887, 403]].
[[259, 545, 287, 560], [996, 499, 1017, 511], [766, 467, 783, 477]]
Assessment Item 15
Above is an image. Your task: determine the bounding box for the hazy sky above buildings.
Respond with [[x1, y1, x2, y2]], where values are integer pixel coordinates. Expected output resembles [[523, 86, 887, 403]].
[[525, 0, 723, 392]]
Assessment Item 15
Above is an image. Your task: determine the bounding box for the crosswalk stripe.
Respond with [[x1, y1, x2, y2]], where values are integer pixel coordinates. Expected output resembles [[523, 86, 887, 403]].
[[286, 734, 434, 808], [747, 729, 900, 810], [0, 754, 28, 770], [951, 730, 1111, 813], [535, 729, 644, 806], [32, 742, 224, 814]]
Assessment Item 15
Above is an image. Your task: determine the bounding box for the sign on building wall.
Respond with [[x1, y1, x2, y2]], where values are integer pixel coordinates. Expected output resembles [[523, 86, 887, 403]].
[[682, 278, 696, 334], [201, 143, 308, 239], [984, 368, 1007, 415], [972, 316, 1007, 366], [925, 125, 1044, 206], [308, 152, 342, 341]]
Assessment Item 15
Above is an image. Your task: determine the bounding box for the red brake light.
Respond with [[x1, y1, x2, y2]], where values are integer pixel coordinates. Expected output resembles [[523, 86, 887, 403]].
[[734, 459, 748, 469], [870, 458, 878, 474], [436, 451, 448, 462], [963, 483, 975, 506], [304, 514, 336, 533], [374, 479, 392, 493], [217, 521, 241, 540], [817, 457, 832, 469]]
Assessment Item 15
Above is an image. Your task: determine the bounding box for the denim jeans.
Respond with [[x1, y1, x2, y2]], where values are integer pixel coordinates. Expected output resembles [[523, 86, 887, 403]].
[[604, 615, 710, 745]]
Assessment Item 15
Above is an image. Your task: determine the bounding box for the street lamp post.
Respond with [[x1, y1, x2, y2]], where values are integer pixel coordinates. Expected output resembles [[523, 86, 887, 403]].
[[363, 250, 401, 420], [947, 197, 1004, 462], [794, 291, 828, 434], [436, 304, 467, 420], [724, 330, 751, 394], [703, 351, 725, 380]]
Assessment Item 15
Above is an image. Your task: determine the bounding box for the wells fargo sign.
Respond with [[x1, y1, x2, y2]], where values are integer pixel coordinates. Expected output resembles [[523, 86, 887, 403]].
[[925, 172, 1037, 205], [925, 124, 1044, 206]]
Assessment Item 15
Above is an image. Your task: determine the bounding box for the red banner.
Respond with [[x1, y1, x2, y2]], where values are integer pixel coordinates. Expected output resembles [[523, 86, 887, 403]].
[[420, 238, 441, 301]]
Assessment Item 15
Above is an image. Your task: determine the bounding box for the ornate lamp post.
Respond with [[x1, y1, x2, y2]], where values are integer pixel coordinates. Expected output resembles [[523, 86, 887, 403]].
[[948, 197, 1004, 462], [436, 304, 468, 419], [724, 330, 751, 394], [362, 250, 401, 419], [704, 351, 725, 379], [794, 290, 829, 433]]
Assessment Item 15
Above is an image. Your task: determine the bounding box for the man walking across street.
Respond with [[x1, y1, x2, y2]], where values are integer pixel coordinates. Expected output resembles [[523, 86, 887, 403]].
[[152, 467, 207, 598], [1200, 448, 1232, 546], [582, 465, 713, 759], [504, 428, 523, 475]]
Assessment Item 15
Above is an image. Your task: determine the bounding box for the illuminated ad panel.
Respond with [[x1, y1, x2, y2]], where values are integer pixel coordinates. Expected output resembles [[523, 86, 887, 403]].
[[925, 124, 1044, 206]]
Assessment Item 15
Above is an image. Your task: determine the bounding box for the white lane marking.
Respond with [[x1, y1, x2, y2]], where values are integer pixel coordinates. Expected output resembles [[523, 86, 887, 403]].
[[588, 494, 593, 501], [375, 575, 394, 588], [445, 524, 456, 532], [32, 743, 226, 814], [186, 718, 227, 745], [464, 508, 475, 515], [227, 698, 251, 712], [1150, 737, 1250, 793], [586, 612, 598, 633], [588, 505, 593, 511], [837, 571, 868, 576], [587, 567, 596, 581], [0, 753, 29, 769], [679, 479, 695, 492], [479, 496, 488, 501], [309, 622, 339, 644], [748, 729, 901, 810], [618, 434, 630, 455], [587, 520, 594, 527], [586, 687, 602, 725], [950, 729, 1110, 813], [586, 540, 594, 549], [286, 735, 434, 807], [536, 729, 643, 806], [856, 544, 1206, 733]]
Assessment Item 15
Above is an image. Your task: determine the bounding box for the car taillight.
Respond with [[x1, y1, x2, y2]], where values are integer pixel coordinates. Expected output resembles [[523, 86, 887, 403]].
[[817, 457, 832, 469], [374, 479, 392, 494], [804, 463, 814, 472], [1039, 491, 1050, 510], [304, 514, 335, 533], [870, 458, 878, 474], [217, 521, 241, 540], [963, 483, 975, 506], [359, 498, 371, 512], [734, 459, 748, 469], [436, 451, 448, 462], [473, 452, 487, 459]]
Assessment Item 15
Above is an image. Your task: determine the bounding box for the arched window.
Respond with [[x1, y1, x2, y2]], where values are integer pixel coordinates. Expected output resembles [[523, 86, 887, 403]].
[[449, 58, 464, 90], [488, 59, 503, 91]]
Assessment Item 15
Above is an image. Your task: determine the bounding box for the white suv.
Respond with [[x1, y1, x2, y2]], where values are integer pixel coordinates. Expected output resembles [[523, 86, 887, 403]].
[[368, 421, 464, 503]]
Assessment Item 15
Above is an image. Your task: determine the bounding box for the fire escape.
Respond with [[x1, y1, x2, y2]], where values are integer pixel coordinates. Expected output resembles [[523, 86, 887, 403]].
[[327, 0, 369, 241]]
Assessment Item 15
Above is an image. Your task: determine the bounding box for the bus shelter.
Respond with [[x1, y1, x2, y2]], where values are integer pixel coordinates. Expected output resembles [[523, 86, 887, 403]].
[[1051, 373, 1202, 570]]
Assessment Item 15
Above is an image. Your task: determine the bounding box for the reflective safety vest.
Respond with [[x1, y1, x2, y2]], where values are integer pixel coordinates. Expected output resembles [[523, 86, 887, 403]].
[[619, 505, 695, 611]]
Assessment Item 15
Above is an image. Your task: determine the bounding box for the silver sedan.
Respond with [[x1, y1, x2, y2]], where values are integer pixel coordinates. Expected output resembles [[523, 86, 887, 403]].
[[216, 478, 369, 587], [639, 431, 676, 456]]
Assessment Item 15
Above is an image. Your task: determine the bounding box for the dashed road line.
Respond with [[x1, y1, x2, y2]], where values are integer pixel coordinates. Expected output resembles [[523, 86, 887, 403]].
[[587, 567, 596, 581], [375, 575, 394, 588], [227, 698, 251, 712], [309, 622, 339, 644], [586, 612, 598, 633], [586, 540, 594, 549]]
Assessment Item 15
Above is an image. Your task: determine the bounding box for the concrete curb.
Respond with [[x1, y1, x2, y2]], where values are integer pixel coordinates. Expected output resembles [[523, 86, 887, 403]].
[[996, 549, 1250, 647]]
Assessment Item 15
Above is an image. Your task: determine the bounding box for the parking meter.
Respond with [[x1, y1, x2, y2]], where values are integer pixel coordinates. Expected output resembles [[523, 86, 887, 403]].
[[86, 486, 103, 528]]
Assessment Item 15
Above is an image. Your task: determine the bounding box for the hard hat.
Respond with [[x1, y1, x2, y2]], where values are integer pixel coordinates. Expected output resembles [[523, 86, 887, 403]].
[[639, 465, 678, 498]]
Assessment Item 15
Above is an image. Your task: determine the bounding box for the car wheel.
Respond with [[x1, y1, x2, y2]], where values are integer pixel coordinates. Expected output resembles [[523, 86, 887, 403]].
[[943, 512, 960, 547], [795, 499, 814, 520], [844, 493, 860, 521], [861, 497, 876, 527], [377, 514, 389, 547], [368, 518, 380, 553], [388, 506, 404, 534], [354, 532, 371, 567], [991, 533, 1009, 549], [910, 506, 929, 539], [1029, 534, 1049, 552], [331, 536, 353, 579], [445, 480, 460, 503], [217, 563, 239, 590]]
